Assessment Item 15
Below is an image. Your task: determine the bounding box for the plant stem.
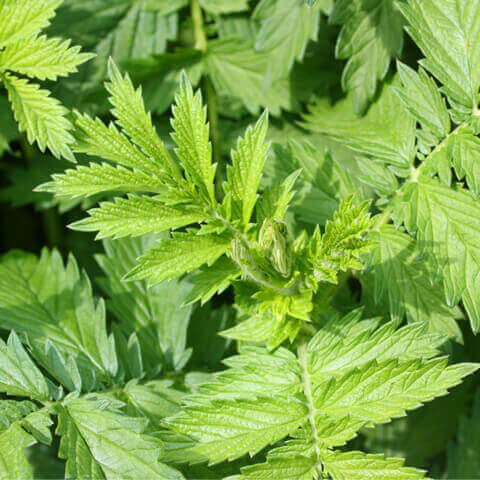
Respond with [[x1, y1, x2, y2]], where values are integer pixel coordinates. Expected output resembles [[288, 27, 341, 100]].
[[191, 0, 207, 53]]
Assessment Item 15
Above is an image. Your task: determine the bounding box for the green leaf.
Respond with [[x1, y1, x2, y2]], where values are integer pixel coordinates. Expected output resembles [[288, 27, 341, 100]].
[[171, 73, 216, 204], [3, 73, 75, 161], [0, 332, 51, 401], [73, 113, 165, 177], [399, 0, 480, 112], [0, 35, 93, 81], [308, 312, 447, 380], [0, 250, 117, 384], [123, 380, 183, 423], [106, 59, 180, 180], [226, 111, 270, 226], [70, 195, 206, 239], [184, 256, 240, 305], [0, 0, 61, 47], [205, 38, 293, 116], [323, 450, 426, 480], [125, 231, 233, 286], [253, 0, 320, 82], [394, 62, 450, 142], [166, 396, 308, 464], [96, 236, 194, 371], [0, 422, 35, 480], [396, 175, 480, 332], [448, 125, 480, 196], [37, 162, 164, 199], [49, 0, 177, 113], [58, 397, 184, 479], [302, 78, 416, 169], [447, 389, 480, 478], [200, 0, 248, 14], [364, 225, 462, 339], [330, 0, 404, 114], [314, 358, 478, 424]]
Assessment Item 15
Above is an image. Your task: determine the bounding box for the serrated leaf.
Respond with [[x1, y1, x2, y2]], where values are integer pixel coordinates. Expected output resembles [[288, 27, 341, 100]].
[[184, 257, 240, 305], [302, 77, 416, 169], [308, 312, 448, 380], [253, 0, 320, 83], [0, 0, 61, 47], [205, 38, 293, 116], [171, 73, 216, 203], [0, 422, 35, 480], [323, 450, 426, 480], [106, 60, 180, 180], [0, 35, 93, 81], [70, 195, 206, 239], [0, 249, 117, 384], [58, 398, 184, 479], [396, 176, 480, 332], [313, 358, 478, 424], [226, 111, 270, 226], [166, 396, 308, 464], [399, 0, 480, 112], [38, 162, 164, 199], [330, 0, 404, 114], [364, 226, 461, 339], [0, 332, 51, 401], [3, 73, 75, 161], [96, 236, 194, 371], [395, 62, 450, 142], [125, 232, 232, 286], [73, 113, 165, 177]]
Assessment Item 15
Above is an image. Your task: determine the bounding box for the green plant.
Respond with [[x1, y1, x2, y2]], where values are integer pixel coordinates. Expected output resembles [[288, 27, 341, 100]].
[[1, 0, 480, 479]]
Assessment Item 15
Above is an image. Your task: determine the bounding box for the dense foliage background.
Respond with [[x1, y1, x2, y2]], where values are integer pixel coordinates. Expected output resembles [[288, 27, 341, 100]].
[[1, 0, 480, 479]]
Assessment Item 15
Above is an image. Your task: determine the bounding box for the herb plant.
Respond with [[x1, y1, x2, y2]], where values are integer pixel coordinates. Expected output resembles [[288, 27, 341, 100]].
[[1, 0, 480, 479]]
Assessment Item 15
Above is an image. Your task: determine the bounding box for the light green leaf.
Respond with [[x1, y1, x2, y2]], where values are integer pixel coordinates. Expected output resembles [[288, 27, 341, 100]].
[[125, 231, 232, 286], [171, 73, 216, 203], [314, 358, 478, 424], [73, 113, 165, 177], [184, 256, 240, 305], [0, 422, 35, 480], [37, 162, 164, 199], [106, 60, 180, 180], [330, 0, 404, 114], [323, 450, 426, 480], [3, 73, 75, 161], [226, 111, 270, 226], [70, 195, 206, 239], [0, 35, 93, 81], [0, 0, 61, 47], [166, 396, 308, 464]]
